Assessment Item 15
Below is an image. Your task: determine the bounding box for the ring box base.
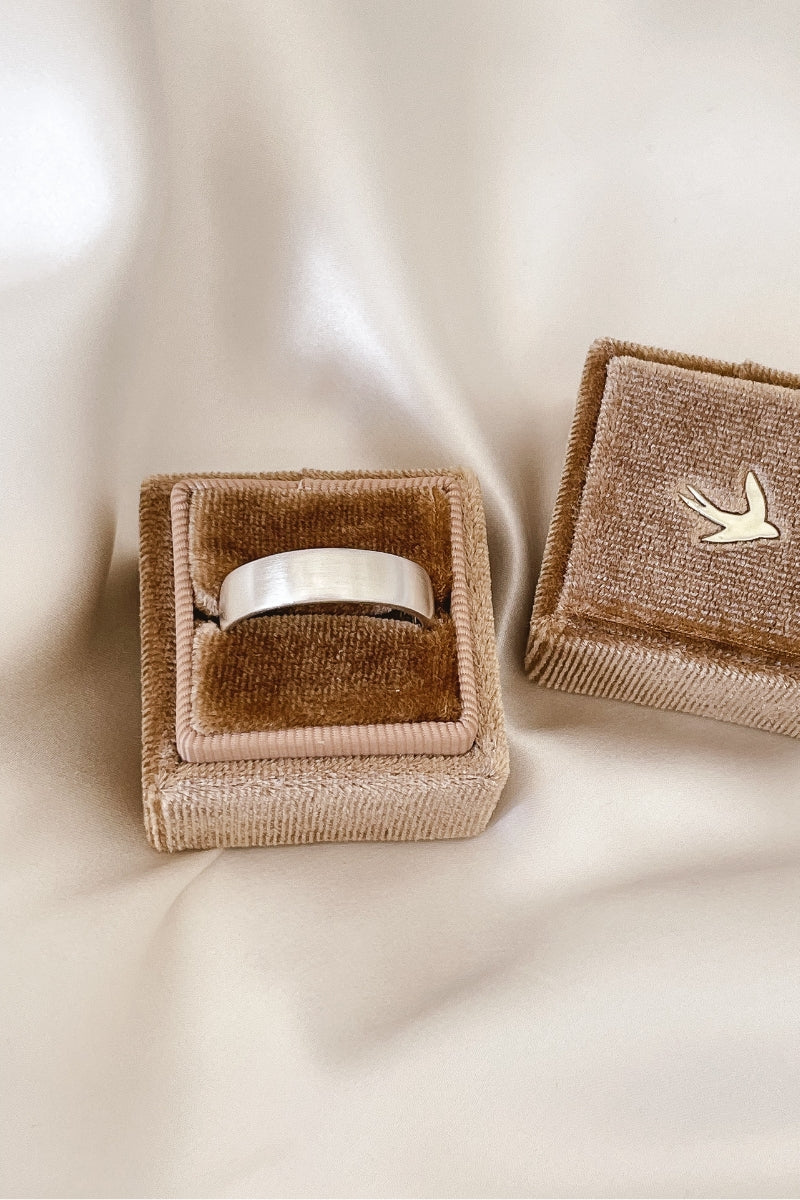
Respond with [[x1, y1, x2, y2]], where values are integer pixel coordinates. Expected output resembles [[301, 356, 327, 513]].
[[140, 468, 508, 850]]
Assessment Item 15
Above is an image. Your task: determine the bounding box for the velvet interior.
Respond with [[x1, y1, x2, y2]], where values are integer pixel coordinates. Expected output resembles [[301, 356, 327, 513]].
[[186, 479, 462, 732]]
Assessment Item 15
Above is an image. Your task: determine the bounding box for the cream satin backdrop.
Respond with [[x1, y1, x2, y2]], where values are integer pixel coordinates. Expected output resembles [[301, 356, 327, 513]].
[[2, 2, 800, 1196]]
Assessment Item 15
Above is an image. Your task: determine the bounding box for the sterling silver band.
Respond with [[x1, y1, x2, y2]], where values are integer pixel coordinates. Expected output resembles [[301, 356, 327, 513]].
[[218, 547, 436, 632]]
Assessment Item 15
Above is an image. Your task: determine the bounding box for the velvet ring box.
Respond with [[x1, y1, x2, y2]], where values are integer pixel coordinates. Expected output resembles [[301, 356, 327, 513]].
[[139, 468, 508, 850], [527, 338, 800, 737]]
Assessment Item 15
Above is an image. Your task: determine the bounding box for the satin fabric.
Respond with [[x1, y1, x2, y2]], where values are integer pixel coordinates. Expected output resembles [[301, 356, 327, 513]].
[[2, 2, 800, 1195]]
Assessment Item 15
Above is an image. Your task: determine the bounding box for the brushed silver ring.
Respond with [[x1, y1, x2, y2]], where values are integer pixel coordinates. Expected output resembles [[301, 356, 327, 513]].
[[218, 547, 436, 631]]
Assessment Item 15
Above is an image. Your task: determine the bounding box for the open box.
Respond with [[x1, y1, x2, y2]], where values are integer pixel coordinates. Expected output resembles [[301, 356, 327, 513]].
[[140, 468, 508, 850]]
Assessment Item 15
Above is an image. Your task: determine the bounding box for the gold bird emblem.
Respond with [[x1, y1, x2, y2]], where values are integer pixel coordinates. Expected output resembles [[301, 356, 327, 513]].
[[678, 470, 780, 544]]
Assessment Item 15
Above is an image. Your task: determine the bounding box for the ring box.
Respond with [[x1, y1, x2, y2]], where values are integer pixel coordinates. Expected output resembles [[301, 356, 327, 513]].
[[526, 338, 800, 736], [139, 469, 508, 850]]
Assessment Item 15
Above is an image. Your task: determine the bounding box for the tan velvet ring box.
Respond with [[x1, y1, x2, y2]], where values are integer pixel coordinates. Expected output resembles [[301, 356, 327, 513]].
[[527, 338, 800, 737], [139, 468, 508, 850]]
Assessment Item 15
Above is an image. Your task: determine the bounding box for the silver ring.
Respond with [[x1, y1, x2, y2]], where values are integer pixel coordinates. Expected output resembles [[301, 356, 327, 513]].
[[218, 547, 436, 631]]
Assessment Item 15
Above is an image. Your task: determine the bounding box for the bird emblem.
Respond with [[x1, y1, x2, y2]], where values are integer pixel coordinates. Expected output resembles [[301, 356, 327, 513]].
[[678, 470, 780, 544]]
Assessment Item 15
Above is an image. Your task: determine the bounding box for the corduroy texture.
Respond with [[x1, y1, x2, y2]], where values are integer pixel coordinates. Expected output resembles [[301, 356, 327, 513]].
[[140, 468, 508, 850], [526, 339, 800, 736], [186, 478, 460, 732]]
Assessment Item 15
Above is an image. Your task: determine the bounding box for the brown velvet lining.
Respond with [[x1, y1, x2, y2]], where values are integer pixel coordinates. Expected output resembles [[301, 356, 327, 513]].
[[189, 482, 453, 612], [186, 480, 461, 733], [192, 614, 461, 732]]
